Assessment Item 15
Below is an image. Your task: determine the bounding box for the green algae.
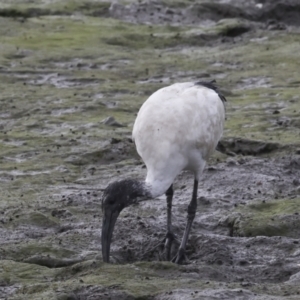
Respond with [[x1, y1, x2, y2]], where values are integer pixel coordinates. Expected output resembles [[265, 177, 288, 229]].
[[229, 198, 300, 238], [2, 259, 300, 299], [8, 211, 59, 228], [2, 241, 77, 262]]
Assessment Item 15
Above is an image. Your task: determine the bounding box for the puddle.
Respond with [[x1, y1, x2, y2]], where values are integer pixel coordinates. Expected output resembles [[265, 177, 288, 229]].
[[236, 77, 272, 90], [29, 73, 100, 88], [138, 76, 170, 84], [51, 107, 79, 116]]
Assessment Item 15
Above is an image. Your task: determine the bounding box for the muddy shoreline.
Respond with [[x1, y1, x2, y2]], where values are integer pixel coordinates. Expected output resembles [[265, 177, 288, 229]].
[[0, 0, 300, 299]]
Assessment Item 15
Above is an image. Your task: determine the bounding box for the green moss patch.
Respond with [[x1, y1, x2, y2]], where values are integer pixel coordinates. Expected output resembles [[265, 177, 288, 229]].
[[230, 198, 300, 238]]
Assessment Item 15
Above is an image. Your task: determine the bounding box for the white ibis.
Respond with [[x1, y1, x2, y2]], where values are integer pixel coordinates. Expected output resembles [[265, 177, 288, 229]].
[[102, 81, 226, 264]]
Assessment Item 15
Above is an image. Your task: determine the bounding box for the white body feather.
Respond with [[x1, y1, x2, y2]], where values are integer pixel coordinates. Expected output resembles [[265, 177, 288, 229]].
[[132, 82, 225, 198]]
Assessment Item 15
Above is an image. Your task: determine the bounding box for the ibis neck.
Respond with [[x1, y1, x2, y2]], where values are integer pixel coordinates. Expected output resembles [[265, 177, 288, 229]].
[[121, 179, 152, 204], [145, 175, 175, 199], [115, 177, 173, 204], [124, 179, 171, 202]]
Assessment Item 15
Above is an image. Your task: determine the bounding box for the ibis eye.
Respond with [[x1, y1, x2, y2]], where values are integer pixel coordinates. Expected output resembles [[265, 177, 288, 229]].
[[109, 199, 115, 205]]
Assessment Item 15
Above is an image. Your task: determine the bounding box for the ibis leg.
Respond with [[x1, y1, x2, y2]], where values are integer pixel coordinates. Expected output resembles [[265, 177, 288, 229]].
[[141, 185, 178, 261], [172, 179, 198, 264], [164, 184, 175, 261]]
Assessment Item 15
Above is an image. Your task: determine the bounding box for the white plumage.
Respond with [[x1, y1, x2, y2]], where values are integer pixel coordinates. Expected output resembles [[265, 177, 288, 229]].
[[133, 82, 225, 197], [102, 81, 226, 264]]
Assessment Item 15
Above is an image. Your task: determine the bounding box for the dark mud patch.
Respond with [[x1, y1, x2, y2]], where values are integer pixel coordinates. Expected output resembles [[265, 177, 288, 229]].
[[109, 0, 300, 27], [256, 1, 300, 26], [23, 255, 83, 268], [101, 156, 300, 277], [66, 137, 138, 166], [2, 0, 300, 28], [217, 137, 281, 156], [0, 8, 54, 18], [0, 2, 111, 19], [109, 1, 252, 25]]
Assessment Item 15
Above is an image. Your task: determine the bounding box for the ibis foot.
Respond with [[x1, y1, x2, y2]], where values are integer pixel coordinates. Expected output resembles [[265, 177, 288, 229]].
[[171, 248, 189, 264], [163, 231, 180, 261], [140, 231, 179, 261]]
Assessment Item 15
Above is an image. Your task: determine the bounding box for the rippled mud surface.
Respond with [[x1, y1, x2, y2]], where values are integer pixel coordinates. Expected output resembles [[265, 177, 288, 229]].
[[0, 0, 300, 299]]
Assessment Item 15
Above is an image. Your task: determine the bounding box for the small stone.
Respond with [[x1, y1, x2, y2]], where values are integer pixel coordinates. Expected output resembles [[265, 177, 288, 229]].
[[101, 116, 125, 127], [292, 178, 299, 186], [110, 137, 121, 144], [226, 158, 237, 166]]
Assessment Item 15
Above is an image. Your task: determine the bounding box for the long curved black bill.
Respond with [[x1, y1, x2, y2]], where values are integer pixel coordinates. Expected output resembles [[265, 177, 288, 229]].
[[101, 209, 120, 263]]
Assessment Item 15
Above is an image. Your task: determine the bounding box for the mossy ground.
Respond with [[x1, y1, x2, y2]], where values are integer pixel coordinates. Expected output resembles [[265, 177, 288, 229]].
[[228, 198, 300, 238], [0, 0, 300, 299]]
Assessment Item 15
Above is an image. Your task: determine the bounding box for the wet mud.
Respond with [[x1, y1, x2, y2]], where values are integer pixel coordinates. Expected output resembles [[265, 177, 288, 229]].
[[0, 0, 300, 299]]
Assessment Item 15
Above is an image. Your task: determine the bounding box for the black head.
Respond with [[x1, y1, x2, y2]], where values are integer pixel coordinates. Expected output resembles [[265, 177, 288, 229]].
[[102, 179, 143, 213], [101, 179, 147, 263]]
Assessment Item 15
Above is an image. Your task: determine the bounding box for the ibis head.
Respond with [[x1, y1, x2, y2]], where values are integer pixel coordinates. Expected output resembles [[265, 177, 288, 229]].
[[101, 179, 149, 262]]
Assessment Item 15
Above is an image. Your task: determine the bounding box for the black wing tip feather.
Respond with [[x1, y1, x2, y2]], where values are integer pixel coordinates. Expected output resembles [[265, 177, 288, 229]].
[[195, 80, 227, 103]]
